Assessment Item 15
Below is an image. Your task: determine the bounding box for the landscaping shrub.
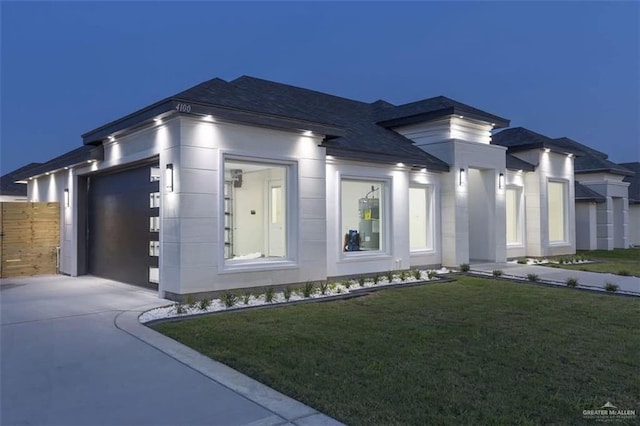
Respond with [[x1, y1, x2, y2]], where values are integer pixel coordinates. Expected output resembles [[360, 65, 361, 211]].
[[186, 295, 197, 309], [319, 281, 329, 295], [265, 287, 276, 303], [373, 273, 380, 284], [412, 269, 422, 280], [527, 273, 539, 282], [358, 275, 366, 287], [242, 292, 251, 305], [459, 263, 470, 272], [399, 270, 408, 281], [618, 270, 630, 276], [174, 302, 186, 314], [427, 270, 437, 280], [385, 271, 394, 282], [604, 282, 619, 292], [492, 269, 503, 277], [198, 298, 211, 310], [222, 292, 238, 308], [566, 277, 578, 288], [283, 287, 292, 302], [517, 259, 528, 264], [303, 281, 315, 298]]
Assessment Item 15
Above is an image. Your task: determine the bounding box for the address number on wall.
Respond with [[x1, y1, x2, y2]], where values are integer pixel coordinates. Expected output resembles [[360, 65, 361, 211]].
[[175, 103, 192, 113]]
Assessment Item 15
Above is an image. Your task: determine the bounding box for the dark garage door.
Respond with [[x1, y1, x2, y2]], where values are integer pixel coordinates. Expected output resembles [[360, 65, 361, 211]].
[[88, 162, 159, 288]]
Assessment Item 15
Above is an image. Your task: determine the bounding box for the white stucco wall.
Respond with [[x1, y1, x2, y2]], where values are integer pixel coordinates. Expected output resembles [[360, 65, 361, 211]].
[[575, 173, 630, 250], [161, 116, 327, 296], [326, 160, 434, 276], [512, 150, 576, 257], [629, 204, 640, 246]]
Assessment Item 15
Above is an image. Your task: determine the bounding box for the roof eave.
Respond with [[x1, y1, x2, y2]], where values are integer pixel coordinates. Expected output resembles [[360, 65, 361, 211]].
[[377, 107, 510, 129], [324, 147, 449, 172]]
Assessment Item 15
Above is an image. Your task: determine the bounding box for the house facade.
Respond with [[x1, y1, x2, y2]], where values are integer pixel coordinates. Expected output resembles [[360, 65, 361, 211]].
[[19, 76, 634, 298]]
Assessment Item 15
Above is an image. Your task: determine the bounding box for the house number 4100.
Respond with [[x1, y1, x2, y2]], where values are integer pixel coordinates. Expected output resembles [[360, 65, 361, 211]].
[[175, 103, 191, 113]]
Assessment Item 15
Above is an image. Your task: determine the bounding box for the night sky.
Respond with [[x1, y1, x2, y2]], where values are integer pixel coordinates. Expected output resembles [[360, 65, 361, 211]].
[[2, 1, 638, 174]]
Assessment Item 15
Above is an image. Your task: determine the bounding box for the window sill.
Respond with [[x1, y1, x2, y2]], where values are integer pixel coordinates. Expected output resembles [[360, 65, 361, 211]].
[[507, 243, 525, 248], [220, 259, 298, 274], [409, 249, 436, 255], [339, 252, 392, 263]]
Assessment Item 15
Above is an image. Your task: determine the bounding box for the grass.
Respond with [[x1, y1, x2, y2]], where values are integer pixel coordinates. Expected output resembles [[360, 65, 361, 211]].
[[547, 248, 640, 276], [153, 277, 639, 425]]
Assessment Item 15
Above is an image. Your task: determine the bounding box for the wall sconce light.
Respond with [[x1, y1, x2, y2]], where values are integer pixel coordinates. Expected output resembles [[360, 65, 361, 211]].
[[64, 188, 69, 207], [459, 168, 466, 186], [165, 163, 174, 192], [499, 173, 505, 189]]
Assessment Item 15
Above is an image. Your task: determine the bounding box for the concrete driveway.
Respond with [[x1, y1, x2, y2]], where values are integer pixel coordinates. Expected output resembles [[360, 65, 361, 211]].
[[0, 275, 339, 426]]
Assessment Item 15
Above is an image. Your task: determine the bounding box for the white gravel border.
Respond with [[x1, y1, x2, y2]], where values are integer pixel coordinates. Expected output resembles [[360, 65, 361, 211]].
[[139, 268, 451, 323]]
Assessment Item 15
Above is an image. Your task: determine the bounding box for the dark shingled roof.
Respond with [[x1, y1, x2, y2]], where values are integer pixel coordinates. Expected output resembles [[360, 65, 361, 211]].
[[620, 162, 640, 203], [506, 154, 535, 171], [0, 163, 42, 197], [375, 96, 510, 129], [493, 128, 634, 176], [15, 146, 104, 180], [82, 76, 516, 172], [575, 182, 606, 203], [492, 127, 581, 155]]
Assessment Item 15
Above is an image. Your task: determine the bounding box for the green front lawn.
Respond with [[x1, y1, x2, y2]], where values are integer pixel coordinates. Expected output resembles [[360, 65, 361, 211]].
[[548, 248, 640, 276], [153, 278, 639, 425]]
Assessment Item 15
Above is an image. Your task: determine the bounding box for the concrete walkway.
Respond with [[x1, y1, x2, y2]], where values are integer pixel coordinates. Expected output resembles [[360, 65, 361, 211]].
[[0, 275, 342, 426], [471, 262, 640, 296]]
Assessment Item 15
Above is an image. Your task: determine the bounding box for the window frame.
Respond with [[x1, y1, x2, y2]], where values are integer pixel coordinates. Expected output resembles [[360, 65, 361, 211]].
[[505, 185, 524, 247], [339, 176, 391, 259], [408, 184, 435, 253], [547, 178, 569, 244], [220, 155, 298, 273]]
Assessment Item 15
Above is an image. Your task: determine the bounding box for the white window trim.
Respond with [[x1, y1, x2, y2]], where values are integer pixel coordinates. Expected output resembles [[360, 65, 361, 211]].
[[219, 154, 299, 273], [338, 174, 392, 261], [409, 184, 435, 253], [506, 185, 525, 247], [547, 178, 569, 245]]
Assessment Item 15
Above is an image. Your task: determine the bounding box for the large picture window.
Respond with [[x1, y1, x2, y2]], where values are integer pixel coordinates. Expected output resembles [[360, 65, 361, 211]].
[[409, 186, 432, 251], [506, 187, 521, 245], [224, 159, 288, 261], [342, 180, 384, 252], [548, 180, 567, 243]]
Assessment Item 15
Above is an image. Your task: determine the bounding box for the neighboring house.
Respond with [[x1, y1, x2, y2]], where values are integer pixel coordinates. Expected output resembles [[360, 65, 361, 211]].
[[493, 129, 634, 251], [620, 162, 640, 246], [0, 163, 42, 201], [19, 76, 634, 298]]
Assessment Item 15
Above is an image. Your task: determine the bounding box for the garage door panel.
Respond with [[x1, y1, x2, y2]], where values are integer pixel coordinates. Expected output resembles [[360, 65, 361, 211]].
[[88, 163, 158, 288]]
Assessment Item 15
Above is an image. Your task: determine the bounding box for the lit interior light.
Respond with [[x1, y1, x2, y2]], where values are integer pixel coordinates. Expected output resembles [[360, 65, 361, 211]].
[[64, 188, 69, 207], [166, 163, 174, 192], [499, 172, 505, 189], [459, 168, 466, 186]]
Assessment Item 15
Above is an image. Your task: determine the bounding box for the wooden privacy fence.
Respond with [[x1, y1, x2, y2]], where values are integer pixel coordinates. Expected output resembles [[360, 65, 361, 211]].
[[0, 202, 60, 278]]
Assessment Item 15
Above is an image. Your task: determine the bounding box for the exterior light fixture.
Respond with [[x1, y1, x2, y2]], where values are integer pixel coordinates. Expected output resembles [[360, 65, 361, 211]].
[[64, 189, 69, 207], [518, 169, 523, 174], [303, 130, 313, 136], [154, 117, 162, 123], [109, 136, 115, 142], [544, 148, 551, 153], [459, 168, 466, 186], [421, 168, 427, 173], [165, 163, 174, 192], [499, 173, 505, 189], [567, 153, 574, 158], [397, 162, 404, 167], [326, 155, 334, 160]]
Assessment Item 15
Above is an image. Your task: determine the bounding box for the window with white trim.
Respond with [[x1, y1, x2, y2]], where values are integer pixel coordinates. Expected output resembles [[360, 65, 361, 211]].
[[409, 186, 432, 251], [548, 180, 567, 243], [224, 159, 288, 261], [506, 187, 521, 245], [341, 180, 384, 252]]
